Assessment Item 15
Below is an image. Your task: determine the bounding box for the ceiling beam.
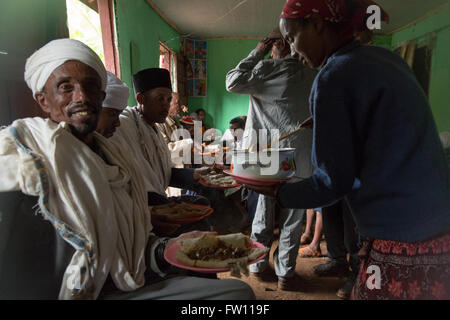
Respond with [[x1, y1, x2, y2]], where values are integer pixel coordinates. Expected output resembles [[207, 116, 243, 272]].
[[145, 0, 182, 34], [386, 1, 450, 35]]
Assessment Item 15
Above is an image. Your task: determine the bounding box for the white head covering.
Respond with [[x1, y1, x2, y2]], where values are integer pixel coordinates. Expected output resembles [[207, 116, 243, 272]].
[[190, 112, 199, 120], [24, 38, 107, 99], [103, 71, 129, 111]]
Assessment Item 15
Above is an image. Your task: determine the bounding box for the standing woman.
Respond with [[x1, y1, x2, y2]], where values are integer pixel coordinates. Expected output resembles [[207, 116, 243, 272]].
[[245, 0, 450, 299]]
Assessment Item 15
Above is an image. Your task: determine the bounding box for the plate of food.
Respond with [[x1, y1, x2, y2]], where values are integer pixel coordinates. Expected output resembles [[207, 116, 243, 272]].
[[150, 202, 213, 224], [223, 169, 290, 186], [199, 171, 241, 189], [164, 233, 269, 274]]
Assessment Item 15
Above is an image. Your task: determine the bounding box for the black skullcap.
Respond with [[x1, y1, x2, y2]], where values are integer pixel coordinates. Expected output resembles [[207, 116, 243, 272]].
[[132, 68, 172, 95]]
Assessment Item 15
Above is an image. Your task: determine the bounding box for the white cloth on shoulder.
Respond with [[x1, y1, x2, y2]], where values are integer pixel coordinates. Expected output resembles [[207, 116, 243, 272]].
[[155, 116, 193, 168], [24, 38, 107, 98], [0, 118, 152, 299]]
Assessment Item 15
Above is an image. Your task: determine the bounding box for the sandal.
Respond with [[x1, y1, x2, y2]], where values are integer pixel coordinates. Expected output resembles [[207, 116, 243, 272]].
[[300, 233, 313, 245], [298, 246, 322, 258]]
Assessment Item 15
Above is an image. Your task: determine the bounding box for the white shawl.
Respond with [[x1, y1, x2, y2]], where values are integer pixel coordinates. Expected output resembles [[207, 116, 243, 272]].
[[0, 118, 151, 299], [113, 107, 173, 195]]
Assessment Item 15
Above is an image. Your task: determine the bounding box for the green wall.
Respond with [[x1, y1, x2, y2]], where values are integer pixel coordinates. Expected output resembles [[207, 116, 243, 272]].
[[0, 0, 68, 125], [114, 0, 180, 106], [391, 5, 450, 132], [189, 39, 260, 132], [372, 34, 392, 50]]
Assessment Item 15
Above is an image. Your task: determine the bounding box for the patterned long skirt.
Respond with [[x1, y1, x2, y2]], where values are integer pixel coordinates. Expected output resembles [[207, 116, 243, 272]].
[[352, 233, 450, 300]]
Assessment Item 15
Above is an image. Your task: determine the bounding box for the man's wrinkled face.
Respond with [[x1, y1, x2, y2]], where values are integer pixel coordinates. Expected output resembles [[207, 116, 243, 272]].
[[35, 60, 105, 137], [96, 107, 122, 138], [138, 87, 172, 124], [279, 18, 323, 68]]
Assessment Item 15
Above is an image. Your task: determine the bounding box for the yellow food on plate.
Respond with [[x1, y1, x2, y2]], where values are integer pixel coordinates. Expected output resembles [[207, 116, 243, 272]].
[[176, 233, 269, 276], [203, 171, 238, 186]]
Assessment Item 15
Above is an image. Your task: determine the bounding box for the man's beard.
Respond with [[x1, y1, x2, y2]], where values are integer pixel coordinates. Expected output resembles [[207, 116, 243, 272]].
[[70, 119, 98, 136], [67, 102, 100, 136]]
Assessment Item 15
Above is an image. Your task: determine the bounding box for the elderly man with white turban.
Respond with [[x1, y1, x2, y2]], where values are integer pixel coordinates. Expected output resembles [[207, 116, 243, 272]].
[[0, 38, 255, 300]]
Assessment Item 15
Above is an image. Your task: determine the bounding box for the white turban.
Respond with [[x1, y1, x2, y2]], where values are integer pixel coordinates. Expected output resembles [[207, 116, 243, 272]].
[[24, 38, 107, 99], [103, 71, 129, 111]]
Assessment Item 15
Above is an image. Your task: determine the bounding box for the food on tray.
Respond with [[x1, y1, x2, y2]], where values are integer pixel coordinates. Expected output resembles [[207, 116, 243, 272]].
[[202, 170, 238, 186], [150, 202, 210, 221]]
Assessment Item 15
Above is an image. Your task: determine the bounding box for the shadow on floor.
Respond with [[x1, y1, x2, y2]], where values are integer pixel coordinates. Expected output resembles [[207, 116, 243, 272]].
[[218, 238, 348, 300]]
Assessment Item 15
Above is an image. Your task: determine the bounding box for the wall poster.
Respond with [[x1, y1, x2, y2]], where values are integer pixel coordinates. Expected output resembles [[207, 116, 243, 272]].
[[181, 38, 207, 97]]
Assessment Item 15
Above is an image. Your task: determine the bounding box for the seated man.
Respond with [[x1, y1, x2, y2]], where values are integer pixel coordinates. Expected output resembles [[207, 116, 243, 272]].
[[96, 71, 130, 138], [113, 69, 210, 206], [97, 72, 181, 237], [229, 116, 245, 150], [0, 38, 255, 300], [155, 92, 193, 174]]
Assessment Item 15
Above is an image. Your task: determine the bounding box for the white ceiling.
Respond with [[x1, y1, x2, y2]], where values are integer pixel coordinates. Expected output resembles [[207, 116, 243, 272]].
[[147, 0, 450, 39]]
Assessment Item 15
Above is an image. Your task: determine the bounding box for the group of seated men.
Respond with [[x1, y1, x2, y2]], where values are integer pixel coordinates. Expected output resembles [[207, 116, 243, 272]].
[[0, 38, 255, 300]]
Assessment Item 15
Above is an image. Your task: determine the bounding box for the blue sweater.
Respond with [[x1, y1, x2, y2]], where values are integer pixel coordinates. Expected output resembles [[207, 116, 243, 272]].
[[278, 41, 450, 242]]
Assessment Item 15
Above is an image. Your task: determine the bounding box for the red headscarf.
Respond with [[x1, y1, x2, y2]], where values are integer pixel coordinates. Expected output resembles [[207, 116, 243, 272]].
[[280, 0, 388, 34], [180, 115, 194, 125]]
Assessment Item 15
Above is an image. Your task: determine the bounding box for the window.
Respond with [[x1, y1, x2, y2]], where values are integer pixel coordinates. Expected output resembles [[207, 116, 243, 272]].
[[66, 0, 120, 77], [66, 0, 105, 63], [159, 41, 177, 93]]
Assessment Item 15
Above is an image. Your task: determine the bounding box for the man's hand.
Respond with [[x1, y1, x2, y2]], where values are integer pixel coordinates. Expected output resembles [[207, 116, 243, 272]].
[[193, 166, 212, 180], [181, 105, 189, 113], [255, 37, 276, 56], [167, 230, 218, 249]]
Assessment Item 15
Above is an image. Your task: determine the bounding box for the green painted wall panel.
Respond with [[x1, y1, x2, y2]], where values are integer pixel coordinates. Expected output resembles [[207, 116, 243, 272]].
[[115, 0, 180, 106], [372, 34, 392, 50], [188, 39, 260, 132], [0, 0, 68, 124], [428, 26, 450, 132], [391, 5, 450, 132]]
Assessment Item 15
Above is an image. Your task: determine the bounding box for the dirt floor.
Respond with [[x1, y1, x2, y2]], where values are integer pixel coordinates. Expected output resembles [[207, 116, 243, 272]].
[[218, 230, 347, 300]]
